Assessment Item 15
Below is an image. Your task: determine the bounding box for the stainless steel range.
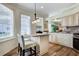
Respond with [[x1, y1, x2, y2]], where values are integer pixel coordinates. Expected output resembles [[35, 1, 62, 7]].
[[73, 33, 79, 50]]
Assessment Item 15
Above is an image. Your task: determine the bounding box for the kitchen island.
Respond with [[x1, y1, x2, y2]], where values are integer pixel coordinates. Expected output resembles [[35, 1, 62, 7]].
[[32, 34, 49, 55]]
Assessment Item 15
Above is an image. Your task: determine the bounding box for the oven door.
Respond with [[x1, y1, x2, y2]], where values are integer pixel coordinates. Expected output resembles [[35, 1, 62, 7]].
[[73, 37, 79, 50]]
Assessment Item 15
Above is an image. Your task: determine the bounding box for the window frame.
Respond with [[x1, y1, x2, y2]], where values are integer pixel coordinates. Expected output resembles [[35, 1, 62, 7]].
[[0, 4, 14, 39], [21, 14, 31, 35]]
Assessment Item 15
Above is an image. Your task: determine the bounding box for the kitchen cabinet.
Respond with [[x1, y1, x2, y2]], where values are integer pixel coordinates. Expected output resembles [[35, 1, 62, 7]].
[[68, 15, 74, 26], [56, 33, 73, 48], [61, 17, 69, 26], [61, 16, 74, 26], [49, 33, 57, 43], [44, 21, 48, 32], [73, 13, 79, 26], [49, 33, 73, 48], [61, 13, 79, 26]]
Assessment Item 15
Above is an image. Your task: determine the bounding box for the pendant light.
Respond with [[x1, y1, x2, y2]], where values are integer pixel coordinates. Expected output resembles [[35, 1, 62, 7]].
[[32, 3, 40, 24]]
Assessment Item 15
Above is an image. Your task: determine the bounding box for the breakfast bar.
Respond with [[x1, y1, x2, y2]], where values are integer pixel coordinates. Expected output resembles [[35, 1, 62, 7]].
[[32, 34, 49, 55]]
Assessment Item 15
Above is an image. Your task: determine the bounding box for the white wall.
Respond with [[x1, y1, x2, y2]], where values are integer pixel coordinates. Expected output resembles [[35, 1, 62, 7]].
[[0, 37, 18, 55]]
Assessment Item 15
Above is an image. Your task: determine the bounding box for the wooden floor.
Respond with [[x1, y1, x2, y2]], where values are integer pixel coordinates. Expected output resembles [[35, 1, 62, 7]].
[[43, 43, 79, 56], [4, 47, 18, 56], [4, 43, 79, 56]]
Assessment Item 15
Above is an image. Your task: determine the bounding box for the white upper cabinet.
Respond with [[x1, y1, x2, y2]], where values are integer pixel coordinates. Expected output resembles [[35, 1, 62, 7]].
[[73, 13, 79, 26], [61, 13, 79, 26], [68, 15, 74, 26], [61, 16, 69, 26], [43, 21, 48, 32]]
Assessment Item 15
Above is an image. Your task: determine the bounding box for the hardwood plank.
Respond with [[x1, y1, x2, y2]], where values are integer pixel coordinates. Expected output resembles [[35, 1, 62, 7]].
[[4, 47, 18, 56], [4, 43, 79, 56], [44, 43, 79, 56]]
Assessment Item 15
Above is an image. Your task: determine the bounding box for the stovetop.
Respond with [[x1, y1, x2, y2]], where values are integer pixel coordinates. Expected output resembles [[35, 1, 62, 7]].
[[73, 33, 79, 39]]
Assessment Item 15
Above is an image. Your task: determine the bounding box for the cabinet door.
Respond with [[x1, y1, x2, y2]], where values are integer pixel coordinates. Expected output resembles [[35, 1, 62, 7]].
[[49, 34, 55, 43], [61, 16, 69, 26], [62, 15, 75, 26], [68, 15, 74, 26], [73, 13, 79, 26], [61, 18, 64, 26], [56, 34, 73, 48], [56, 34, 65, 45], [62, 34, 73, 48], [44, 21, 48, 31], [49, 33, 57, 43], [61, 17, 67, 26]]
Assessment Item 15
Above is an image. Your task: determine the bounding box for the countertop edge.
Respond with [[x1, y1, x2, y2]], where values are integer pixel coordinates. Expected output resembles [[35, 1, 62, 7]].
[[32, 34, 49, 37]]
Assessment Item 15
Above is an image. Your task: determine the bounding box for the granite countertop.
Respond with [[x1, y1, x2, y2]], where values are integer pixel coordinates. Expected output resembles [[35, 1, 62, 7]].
[[49, 32, 73, 34], [32, 33, 49, 37]]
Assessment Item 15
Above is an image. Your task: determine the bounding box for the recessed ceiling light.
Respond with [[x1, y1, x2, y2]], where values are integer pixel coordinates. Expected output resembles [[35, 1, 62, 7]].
[[41, 6, 44, 8]]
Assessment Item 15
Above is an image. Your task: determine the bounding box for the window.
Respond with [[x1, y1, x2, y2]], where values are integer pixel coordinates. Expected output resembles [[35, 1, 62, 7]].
[[21, 15, 31, 35], [0, 4, 13, 38]]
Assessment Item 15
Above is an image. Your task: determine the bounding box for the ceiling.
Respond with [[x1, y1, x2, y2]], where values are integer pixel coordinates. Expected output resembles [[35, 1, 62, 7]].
[[16, 3, 77, 17]]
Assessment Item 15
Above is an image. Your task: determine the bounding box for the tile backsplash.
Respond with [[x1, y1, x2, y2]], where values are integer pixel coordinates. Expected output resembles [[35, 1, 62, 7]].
[[64, 26, 79, 33]]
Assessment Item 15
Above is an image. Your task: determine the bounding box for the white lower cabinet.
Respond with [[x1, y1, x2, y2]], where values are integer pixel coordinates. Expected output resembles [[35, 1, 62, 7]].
[[49, 33, 58, 43], [49, 33, 73, 48]]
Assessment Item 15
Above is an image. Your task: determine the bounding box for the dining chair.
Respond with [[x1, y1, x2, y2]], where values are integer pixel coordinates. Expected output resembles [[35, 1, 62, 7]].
[[17, 34, 37, 56]]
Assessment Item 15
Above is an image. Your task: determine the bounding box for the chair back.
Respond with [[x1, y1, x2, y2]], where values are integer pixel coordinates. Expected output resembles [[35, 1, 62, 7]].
[[17, 34, 25, 50], [23, 34, 31, 41]]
